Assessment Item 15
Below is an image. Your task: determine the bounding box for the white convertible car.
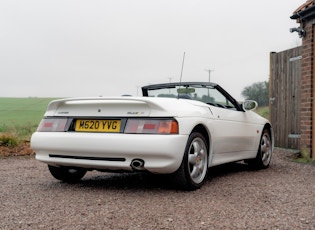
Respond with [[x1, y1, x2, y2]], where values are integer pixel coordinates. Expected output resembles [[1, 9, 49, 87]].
[[31, 82, 273, 190]]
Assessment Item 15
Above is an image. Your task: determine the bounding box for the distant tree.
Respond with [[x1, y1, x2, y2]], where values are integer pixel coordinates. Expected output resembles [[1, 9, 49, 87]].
[[241, 81, 269, 106]]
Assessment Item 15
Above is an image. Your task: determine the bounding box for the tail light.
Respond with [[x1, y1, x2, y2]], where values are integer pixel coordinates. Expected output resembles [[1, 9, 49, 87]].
[[124, 119, 178, 134], [37, 118, 68, 132]]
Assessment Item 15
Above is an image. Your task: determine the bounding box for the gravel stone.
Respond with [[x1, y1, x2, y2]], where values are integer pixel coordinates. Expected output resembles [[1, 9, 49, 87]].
[[1, 148, 315, 229]]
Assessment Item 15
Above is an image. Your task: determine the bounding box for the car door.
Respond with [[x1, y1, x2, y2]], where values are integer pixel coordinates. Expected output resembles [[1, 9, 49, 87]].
[[210, 106, 259, 155], [205, 87, 260, 161]]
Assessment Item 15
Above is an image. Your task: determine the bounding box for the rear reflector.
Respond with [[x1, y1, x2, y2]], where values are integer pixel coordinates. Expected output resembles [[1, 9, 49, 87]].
[[124, 119, 178, 134]]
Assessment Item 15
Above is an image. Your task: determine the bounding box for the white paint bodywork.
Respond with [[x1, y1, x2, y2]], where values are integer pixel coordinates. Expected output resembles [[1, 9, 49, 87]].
[[31, 96, 273, 174]]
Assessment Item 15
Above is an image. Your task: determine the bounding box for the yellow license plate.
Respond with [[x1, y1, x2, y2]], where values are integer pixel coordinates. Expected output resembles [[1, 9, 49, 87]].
[[75, 120, 121, 132]]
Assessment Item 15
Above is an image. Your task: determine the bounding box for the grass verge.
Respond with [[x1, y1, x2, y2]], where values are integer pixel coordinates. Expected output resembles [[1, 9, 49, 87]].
[[286, 151, 315, 165]]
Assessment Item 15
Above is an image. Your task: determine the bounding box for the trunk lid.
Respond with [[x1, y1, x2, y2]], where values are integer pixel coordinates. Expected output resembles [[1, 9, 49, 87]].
[[43, 96, 211, 118]]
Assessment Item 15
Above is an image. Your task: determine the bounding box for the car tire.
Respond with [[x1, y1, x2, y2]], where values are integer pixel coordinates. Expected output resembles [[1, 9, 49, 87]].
[[172, 132, 208, 190], [247, 128, 272, 170], [48, 165, 87, 183]]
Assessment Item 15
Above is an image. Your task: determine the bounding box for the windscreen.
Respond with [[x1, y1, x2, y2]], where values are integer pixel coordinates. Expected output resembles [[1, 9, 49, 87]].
[[146, 84, 236, 109]]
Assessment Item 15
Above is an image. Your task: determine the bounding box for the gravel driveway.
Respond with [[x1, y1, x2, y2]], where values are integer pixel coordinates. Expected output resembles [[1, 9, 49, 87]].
[[1, 148, 315, 229]]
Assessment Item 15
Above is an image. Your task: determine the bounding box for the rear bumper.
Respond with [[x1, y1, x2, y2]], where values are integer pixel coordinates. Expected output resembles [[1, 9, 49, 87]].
[[31, 132, 188, 174]]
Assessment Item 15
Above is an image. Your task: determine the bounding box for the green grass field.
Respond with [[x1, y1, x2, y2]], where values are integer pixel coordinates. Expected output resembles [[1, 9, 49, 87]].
[[255, 106, 270, 120], [0, 98, 58, 140]]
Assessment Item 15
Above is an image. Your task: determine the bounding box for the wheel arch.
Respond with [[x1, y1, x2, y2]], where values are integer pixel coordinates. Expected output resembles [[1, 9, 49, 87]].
[[190, 124, 213, 165], [263, 123, 274, 151], [191, 124, 210, 147]]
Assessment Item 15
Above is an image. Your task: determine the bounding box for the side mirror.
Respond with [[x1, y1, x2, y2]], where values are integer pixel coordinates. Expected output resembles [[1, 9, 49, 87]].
[[242, 100, 258, 111]]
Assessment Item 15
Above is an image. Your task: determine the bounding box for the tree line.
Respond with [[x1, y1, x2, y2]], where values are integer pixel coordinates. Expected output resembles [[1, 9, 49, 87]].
[[241, 81, 269, 107]]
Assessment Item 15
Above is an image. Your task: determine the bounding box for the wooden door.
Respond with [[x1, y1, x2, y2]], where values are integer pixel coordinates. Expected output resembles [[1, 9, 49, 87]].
[[269, 47, 302, 149]]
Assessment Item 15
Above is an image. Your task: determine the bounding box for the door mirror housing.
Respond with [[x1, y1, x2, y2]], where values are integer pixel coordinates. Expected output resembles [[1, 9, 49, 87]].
[[242, 100, 258, 111]]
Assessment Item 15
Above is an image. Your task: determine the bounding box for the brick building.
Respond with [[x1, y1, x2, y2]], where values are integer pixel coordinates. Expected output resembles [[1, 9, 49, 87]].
[[290, 0, 315, 159]]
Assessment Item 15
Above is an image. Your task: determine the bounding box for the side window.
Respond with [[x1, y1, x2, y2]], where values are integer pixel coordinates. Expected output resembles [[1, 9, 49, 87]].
[[208, 88, 237, 110]]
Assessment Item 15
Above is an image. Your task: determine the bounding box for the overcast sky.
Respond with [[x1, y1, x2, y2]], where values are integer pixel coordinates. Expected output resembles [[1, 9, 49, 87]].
[[0, 0, 304, 100]]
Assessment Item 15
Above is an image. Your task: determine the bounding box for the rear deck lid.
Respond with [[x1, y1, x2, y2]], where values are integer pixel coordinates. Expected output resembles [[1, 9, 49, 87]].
[[44, 97, 168, 117]]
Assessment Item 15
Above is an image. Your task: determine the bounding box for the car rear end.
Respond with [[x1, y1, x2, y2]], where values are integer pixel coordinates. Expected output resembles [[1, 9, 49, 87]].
[[31, 97, 190, 174]]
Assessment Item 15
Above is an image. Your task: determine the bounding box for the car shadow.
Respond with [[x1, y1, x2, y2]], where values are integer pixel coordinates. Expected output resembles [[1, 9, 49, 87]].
[[208, 161, 251, 179], [79, 171, 180, 190], [56, 161, 252, 191]]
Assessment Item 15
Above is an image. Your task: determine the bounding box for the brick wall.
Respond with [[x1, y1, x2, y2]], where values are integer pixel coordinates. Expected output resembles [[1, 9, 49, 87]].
[[300, 18, 315, 158]]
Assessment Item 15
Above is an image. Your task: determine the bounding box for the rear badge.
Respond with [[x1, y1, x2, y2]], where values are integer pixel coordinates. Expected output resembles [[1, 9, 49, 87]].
[[127, 111, 145, 115]]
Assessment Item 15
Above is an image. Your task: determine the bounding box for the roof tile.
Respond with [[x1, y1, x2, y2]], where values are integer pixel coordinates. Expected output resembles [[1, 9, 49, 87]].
[[294, 0, 315, 14]]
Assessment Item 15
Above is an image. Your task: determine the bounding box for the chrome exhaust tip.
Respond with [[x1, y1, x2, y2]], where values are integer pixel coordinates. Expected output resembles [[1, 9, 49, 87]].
[[130, 159, 145, 171]]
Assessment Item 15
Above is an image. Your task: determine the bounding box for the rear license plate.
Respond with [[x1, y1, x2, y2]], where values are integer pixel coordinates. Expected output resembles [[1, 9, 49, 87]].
[[75, 120, 121, 132]]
